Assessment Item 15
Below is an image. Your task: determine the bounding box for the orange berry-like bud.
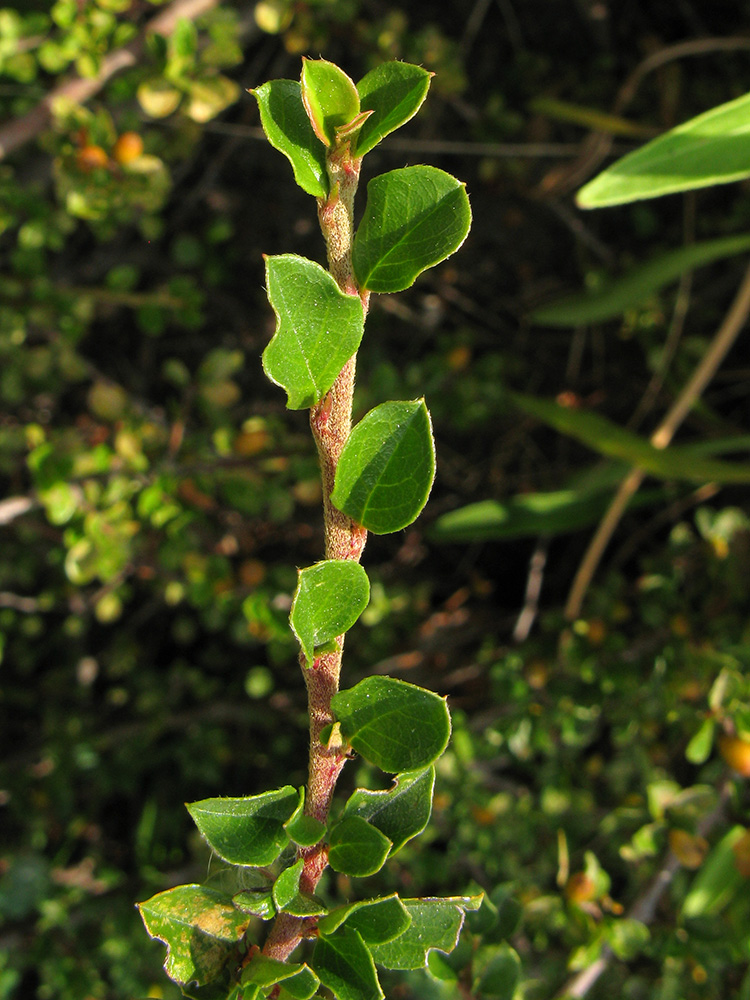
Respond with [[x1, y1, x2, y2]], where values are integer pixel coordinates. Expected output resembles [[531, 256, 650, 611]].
[[76, 145, 109, 171], [565, 872, 596, 903], [113, 132, 144, 164], [719, 735, 750, 776]]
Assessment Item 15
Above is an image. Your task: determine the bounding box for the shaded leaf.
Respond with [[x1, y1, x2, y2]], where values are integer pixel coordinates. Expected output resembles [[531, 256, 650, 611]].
[[232, 889, 275, 921], [682, 825, 748, 918], [578, 90, 750, 207], [332, 676, 450, 773], [263, 255, 365, 409], [187, 786, 297, 867], [473, 943, 522, 1000], [301, 57, 360, 147], [354, 62, 432, 156], [330, 399, 435, 534], [370, 896, 481, 971], [352, 166, 471, 292], [342, 766, 435, 854], [328, 816, 392, 877], [242, 954, 320, 1000], [283, 788, 326, 847], [137, 885, 249, 986], [312, 925, 384, 1000], [319, 894, 412, 945], [531, 233, 750, 326], [273, 858, 305, 911], [289, 559, 370, 665], [251, 80, 327, 198]]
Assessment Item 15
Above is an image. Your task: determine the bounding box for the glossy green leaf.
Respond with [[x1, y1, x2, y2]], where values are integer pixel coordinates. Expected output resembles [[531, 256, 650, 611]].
[[312, 925, 384, 1000], [330, 399, 435, 534], [137, 885, 249, 986], [473, 943, 522, 1000], [300, 58, 360, 147], [289, 559, 370, 665], [187, 786, 297, 866], [283, 788, 326, 847], [319, 894, 412, 945], [273, 858, 304, 911], [332, 676, 451, 773], [242, 955, 320, 1000], [263, 255, 365, 410], [531, 233, 750, 326], [682, 825, 747, 918], [232, 889, 275, 920], [370, 896, 481, 971], [354, 62, 432, 156], [342, 766, 435, 854], [512, 393, 750, 484], [328, 816, 392, 877], [352, 166, 471, 292], [251, 79, 327, 198], [578, 90, 750, 207], [685, 717, 717, 766]]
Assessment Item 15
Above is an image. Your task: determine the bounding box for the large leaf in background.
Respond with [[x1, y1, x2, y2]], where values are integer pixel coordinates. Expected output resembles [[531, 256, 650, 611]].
[[352, 166, 471, 292], [682, 825, 748, 919], [263, 255, 365, 410], [354, 62, 432, 156], [512, 393, 750, 484], [313, 925, 384, 1000], [330, 399, 435, 534], [241, 955, 319, 1000], [431, 488, 667, 542], [327, 816, 392, 877], [251, 80, 327, 198], [289, 559, 370, 665], [137, 885, 249, 986], [187, 786, 298, 866], [331, 676, 450, 773], [531, 233, 750, 326], [578, 90, 750, 207], [342, 766, 435, 854], [319, 895, 412, 945], [300, 58, 360, 147], [369, 896, 482, 971]]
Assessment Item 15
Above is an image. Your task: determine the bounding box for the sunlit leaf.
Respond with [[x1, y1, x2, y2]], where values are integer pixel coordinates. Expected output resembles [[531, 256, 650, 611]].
[[327, 816, 392, 877], [242, 954, 320, 1000], [251, 79, 328, 198], [319, 895, 412, 945], [312, 925, 384, 1000], [369, 896, 481, 971], [289, 559, 370, 665], [300, 57, 360, 147], [187, 787, 298, 866], [354, 62, 432, 156], [342, 767, 435, 854], [682, 825, 748, 917]]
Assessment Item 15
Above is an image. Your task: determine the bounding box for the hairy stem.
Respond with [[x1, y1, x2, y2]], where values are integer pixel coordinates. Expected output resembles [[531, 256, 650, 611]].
[[263, 143, 368, 962]]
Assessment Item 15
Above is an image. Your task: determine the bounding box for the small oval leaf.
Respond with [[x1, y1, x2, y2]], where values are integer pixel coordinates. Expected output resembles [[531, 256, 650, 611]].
[[330, 399, 435, 534], [251, 79, 328, 198], [301, 58, 360, 147], [354, 62, 432, 156], [328, 816, 392, 877], [290, 559, 370, 665], [187, 786, 297, 866], [352, 166, 471, 292], [263, 255, 365, 409], [332, 676, 451, 773], [343, 766, 435, 854]]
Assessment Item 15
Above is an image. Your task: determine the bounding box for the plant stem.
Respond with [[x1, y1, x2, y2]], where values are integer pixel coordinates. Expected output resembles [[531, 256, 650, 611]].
[[262, 142, 368, 963]]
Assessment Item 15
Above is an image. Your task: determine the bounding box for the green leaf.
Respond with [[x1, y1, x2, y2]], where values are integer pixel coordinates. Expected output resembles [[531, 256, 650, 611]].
[[332, 676, 451, 772], [300, 58, 360, 147], [369, 896, 481, 971], [330, 399, 435, 534], [473, 943, 522, 1000], [232, 889, 275, 920], [682, 825, 747, 918], [271, 856, 327, 918], [686, 717, 716, 766], [531, 233, 750, 326], [242, 955, 320, 1000], [263, 255, 365, 410], [354, 62, 432, 156], [187, 786, 298, 866], [512, 392, 750, 484], [283, 788, 326, 847], [289, 559, 370, 665], [137, 885, 249, 986], [319, 894, 412, 945], [577, 90, 750, 207], [312, 925, 384, 1000], [342, 766, 435, 854], [251, 79, 328, 198], [328, 816, 392, 877], [352, 166, 471, 292]]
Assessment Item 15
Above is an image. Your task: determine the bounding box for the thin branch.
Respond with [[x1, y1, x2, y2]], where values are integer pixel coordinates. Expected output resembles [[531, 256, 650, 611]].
[[0, 0, 220, 162], [565, 260, 750, 620]]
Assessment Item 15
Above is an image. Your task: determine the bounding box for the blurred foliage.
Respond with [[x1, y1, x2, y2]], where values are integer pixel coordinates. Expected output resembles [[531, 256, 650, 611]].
[[1, 1, 750, 999]]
